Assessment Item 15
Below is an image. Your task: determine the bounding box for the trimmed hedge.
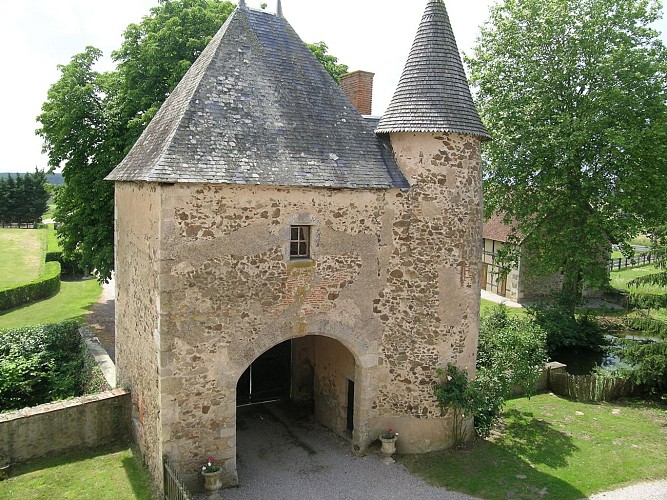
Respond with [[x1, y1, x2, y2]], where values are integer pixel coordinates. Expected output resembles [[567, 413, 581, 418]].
[[45, 250, 62, 263], [0, 261, 61, 312]]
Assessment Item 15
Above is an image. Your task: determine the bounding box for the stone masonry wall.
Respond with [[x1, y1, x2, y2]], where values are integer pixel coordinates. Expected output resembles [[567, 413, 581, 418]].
[[114, 132, 482, 489], [0, 390, 130, 466], [115, 182, 164, 486]]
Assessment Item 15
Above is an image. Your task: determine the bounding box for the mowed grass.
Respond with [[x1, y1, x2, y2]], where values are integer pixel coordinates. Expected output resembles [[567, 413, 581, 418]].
[[480, 298, 525, 317], [610, 264, 667, 295], [0, 278, 102, 329], [0, 228, 45, 288], [402, 394, 667, 499], [0, 445, 154, 500]]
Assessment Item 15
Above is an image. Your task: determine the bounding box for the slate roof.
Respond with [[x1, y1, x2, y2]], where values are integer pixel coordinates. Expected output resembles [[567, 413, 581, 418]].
[[106, 5, 408, 189], [376, 0, 490, 139]]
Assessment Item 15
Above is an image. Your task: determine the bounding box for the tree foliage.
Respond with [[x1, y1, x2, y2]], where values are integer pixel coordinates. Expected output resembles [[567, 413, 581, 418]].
[[0, 171, 49, 226], [469, 0, 667, 309], [37, 0, 349, 281]]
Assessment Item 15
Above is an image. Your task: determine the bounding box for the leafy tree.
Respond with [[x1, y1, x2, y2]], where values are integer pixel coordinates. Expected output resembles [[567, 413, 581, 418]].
[[469, 0, 667, 314], [37, 0, 349, 281], [0, 171, 49, 226], [307, 42, 349, 83]]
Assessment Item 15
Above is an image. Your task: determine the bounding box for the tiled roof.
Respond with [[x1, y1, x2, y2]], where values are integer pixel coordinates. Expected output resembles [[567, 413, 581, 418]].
[[106, 6, 408, 189], [483, 213, 523, 243], [376, 0, 490, 139]]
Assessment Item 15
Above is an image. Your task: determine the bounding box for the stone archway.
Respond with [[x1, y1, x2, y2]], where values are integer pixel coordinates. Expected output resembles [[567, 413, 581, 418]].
[[235, 335, 359, 439]]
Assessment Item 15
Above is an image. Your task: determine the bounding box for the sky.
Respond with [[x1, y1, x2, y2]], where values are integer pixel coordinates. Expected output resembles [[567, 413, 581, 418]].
[[0, 0, 665, 173]]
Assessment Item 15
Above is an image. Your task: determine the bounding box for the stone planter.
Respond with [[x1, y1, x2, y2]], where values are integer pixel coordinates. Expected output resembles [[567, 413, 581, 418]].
[[379, 436, 397, 464], [202, 468, 224, 491]]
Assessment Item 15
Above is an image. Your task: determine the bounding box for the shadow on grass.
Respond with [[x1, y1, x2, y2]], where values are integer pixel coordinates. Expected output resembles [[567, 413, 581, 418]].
[[8, 442, 130, 477], [121, 447, 155, 500], [494, 409, 579, 469], [402, 409, 585, 500]]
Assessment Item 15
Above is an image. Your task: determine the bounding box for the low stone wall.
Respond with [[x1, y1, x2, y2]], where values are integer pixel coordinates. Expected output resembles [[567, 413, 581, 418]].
[[0, 389, 131, 468]]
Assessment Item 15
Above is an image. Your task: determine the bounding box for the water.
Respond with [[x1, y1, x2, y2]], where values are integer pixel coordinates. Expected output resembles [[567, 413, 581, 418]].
[[551, 332, 661, 375]]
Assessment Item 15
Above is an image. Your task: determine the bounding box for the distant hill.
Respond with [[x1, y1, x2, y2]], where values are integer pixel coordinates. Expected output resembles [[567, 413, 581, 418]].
[[0, 172, 63, 185]]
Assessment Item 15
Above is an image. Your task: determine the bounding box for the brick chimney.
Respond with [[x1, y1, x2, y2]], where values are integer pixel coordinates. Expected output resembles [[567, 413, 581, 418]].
[[340, 70, 375, 115]]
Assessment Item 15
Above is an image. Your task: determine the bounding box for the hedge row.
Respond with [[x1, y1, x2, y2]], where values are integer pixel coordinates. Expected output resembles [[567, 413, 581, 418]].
[[629, 292, 667, 310], [0, 261, 61, 312]]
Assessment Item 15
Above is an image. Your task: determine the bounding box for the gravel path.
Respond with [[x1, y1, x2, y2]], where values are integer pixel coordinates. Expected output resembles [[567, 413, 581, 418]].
[[196, 403, 477, 500], [588, 480, 667, 499]]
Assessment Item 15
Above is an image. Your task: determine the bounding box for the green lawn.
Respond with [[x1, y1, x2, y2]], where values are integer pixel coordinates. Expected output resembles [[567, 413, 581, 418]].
[[402, 394, 667, 499], [610, 264, 667, 295], [0, 279, 102, 330], [0, 228, 45, 288], [481, 298, 525, 317], [0, 445, 154, 500]]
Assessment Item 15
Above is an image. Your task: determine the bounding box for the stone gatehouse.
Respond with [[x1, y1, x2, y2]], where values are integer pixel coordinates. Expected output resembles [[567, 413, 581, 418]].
[[107, 0, 489, 491]]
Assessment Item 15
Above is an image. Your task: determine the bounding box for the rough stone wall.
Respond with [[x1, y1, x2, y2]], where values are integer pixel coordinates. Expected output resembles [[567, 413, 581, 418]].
[[115, 130, 482, 488], [312, 336, 356, 434], [0, 390, 130, 466], [114, 182, 163, 486], [517, 253, 564, 302], [381, 132, 482, 387]]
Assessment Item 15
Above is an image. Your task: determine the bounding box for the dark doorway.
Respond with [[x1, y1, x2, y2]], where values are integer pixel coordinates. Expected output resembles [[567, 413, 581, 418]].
[[237, 341, 292, 406], [346, 380, 354, 432]]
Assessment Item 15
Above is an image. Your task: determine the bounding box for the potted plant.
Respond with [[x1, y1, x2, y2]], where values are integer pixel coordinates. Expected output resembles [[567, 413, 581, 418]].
[[201, 456, 223, 491], [379, 428, 399, 464]]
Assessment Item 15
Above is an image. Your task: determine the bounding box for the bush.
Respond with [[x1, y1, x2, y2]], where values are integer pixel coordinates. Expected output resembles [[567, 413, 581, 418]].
[[527, 296, 606, 355], [435, 306, 548, 439], [0, 321, 88, 411], [0, 261, 61, 311], [624, 314, 667, 336]]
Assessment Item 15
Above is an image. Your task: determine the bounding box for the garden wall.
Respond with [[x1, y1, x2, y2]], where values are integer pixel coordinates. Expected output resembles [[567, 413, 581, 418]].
[[0, 389, 131, 467]]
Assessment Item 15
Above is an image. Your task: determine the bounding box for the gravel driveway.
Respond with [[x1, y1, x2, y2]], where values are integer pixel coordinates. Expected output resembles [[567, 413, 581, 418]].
[[197, 402, 476, 500]]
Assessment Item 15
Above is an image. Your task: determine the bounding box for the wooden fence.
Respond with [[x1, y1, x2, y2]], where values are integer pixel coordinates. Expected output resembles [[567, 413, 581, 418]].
[[608, 252, 654, 271], [163, 456, 192, 500], [549, 372, 636, 402]]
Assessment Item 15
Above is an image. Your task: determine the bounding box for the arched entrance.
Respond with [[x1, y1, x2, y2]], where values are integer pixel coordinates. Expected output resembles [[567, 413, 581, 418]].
[[236, 335, 358, 437]]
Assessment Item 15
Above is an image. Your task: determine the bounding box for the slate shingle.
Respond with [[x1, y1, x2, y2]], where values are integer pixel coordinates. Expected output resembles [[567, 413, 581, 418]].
[[106, 6, 409, 189], [376, 0, 490, 139]]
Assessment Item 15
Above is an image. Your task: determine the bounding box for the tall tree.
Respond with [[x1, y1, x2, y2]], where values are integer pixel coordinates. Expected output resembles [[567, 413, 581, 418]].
[[469, 0, 667, 312], [37, 0, 349, 282]]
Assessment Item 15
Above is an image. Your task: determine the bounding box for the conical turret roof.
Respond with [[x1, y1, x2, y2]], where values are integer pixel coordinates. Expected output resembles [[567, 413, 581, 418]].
[[376, 0, 489, 139], [107, 5, 408, 189]]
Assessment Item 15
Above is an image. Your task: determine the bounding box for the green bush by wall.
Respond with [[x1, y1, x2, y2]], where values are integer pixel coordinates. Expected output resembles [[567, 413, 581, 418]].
[[0, 321, 87, 412]]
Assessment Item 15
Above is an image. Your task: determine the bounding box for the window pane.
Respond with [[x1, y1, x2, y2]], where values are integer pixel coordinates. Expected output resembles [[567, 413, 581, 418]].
[[290, 242, 299, 255], [299, 227, 308, 241], [299, 242, 308, 256], [291, 227, 299, 240]]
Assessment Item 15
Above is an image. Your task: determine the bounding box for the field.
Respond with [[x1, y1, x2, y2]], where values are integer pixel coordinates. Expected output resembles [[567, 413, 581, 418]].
[[0, 229, 45, 288]]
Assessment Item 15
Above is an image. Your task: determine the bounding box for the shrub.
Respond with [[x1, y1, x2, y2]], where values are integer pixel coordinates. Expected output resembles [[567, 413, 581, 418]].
[[435, 306, 548, 439], [0, 261, 61, 312], [527, 295, 606, 355], [0, 321, 86, 411]]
